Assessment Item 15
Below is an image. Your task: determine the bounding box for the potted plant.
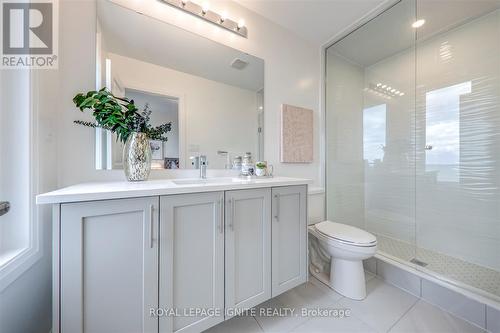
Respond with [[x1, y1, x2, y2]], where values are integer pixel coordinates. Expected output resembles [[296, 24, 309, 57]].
[[255, 161, 267, 177], [72, 88, 172, 181]]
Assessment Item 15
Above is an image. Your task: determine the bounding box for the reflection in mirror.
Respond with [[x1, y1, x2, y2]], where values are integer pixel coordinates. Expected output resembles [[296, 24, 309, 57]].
[[95, 0, 264, 170], [126, 89, 180, 169]]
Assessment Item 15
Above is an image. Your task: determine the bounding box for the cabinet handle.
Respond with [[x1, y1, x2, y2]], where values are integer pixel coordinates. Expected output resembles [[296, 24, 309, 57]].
[[228, 198, 234, 231], [149, 204, 154, 248], [274, 194, 280, 221], [218, 199, 224, 233], [0, 201, 10, 217]]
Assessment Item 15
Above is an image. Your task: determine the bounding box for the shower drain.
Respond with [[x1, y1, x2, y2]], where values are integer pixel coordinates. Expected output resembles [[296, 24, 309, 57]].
[[410, 258, 428, 267]]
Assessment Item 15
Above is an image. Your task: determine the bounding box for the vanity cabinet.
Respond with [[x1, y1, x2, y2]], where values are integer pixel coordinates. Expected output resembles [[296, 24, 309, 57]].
[[49, 181, 308, 333], [159, 192, 225, 333], [271, 185, 308, 296], [60, 197, 159, 333], [225, 188, 272, 316]]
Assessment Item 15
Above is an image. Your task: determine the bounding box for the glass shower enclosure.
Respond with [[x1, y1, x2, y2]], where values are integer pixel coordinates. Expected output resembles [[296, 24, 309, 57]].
[[325, 0, 500, 301]]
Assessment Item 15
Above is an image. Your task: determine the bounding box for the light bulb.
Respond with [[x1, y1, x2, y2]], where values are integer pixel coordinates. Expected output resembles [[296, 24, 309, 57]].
[[237, 19, 245, 29], [201, 2, 209, 14], [381, 84, 387, 88], [376, 83, 382, 87], [412, 19, 425, 28], [220, 11, 227, 23]]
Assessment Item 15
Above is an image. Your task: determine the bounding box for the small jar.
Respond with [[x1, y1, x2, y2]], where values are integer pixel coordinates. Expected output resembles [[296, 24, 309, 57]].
[[241, 152, 254, 176], [232, 156, 242, 170]]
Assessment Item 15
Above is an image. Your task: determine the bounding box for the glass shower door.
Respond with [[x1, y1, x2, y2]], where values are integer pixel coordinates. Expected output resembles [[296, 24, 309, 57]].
[[325, 0, 500, 302], [414, 2, 500, 299], [325, 0, 417, 265]]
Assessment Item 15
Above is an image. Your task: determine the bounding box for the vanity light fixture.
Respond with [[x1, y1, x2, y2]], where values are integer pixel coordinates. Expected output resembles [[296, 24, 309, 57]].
[[161, 0, 248, 38]]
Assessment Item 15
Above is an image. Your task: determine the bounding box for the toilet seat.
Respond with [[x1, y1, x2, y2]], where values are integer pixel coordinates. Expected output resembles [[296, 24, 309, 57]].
[[314, 221, 377, 247]]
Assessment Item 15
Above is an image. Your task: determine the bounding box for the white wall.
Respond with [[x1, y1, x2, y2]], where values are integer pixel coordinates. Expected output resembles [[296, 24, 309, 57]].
[[110, 53, 259, 169], [56, 0, 322, 188], [325, 53, 366, 229]]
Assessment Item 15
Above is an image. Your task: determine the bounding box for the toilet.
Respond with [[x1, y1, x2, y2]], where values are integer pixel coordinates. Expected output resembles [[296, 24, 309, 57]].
[[308, 221, 377, 300]]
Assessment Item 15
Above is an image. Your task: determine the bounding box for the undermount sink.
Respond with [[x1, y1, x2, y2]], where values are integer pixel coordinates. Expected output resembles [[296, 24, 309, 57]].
[[172, 177, 238, 186]]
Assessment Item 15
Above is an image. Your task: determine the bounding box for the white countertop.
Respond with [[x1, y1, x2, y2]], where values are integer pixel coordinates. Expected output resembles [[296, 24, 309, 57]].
[[36, 177, 313, 204]]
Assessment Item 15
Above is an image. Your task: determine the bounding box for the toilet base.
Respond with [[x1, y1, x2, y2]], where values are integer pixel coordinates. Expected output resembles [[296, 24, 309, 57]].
[[329, 258, 366, 300], [309, 264, 330, 286]]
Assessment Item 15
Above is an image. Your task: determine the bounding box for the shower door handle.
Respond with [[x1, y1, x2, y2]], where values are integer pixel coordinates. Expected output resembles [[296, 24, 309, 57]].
[[0, 201, 10, 217]]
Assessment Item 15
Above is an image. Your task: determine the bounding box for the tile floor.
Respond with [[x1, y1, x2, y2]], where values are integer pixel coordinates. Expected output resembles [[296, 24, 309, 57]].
[[205, 273, 485, 333], [376, 234, 500, 298]]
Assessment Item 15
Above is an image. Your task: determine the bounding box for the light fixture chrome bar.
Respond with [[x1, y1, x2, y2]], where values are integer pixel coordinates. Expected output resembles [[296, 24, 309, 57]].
[[160, 0, 248, 38]]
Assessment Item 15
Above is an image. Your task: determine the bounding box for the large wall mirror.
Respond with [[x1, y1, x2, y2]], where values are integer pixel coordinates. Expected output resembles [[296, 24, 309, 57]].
[[95, 0, 264, 170]]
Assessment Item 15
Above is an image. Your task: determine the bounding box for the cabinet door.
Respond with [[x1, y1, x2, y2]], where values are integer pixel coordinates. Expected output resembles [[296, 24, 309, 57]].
[[159, 192, 224, 333], [271, 185, 308, 297], [225, 188, 271, 317], [60, 197, 159, 333]]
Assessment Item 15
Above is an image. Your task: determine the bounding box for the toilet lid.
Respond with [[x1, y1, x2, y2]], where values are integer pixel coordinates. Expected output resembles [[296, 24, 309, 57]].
[[315, 221, 377, 246]]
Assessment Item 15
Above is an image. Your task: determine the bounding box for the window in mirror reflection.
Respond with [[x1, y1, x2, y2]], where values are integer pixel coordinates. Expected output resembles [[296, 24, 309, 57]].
[[125, 89, 180, 170], [425, 81, 471, 182], [363, 104, 387, 165]]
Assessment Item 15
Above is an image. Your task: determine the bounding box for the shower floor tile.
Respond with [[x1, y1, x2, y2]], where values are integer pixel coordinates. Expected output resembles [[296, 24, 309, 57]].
[[376, 234, 500, 299]]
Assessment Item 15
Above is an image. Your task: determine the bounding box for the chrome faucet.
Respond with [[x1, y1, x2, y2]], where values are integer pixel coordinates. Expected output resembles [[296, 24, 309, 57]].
[[189, 155, 208, 179], [191, 154, 208, 179], [199, 155, 207, 179]]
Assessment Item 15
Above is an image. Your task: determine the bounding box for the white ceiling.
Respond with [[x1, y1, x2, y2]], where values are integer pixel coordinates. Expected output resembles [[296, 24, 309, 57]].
[[235, 0, 386, 45], [329, 0, 500, 67]]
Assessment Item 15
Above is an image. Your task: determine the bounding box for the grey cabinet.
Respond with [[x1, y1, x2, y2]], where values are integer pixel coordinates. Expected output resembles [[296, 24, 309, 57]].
[[225, 188, 272, 317], [55, 184, 307, 333], [159, 192, 225, 333], [271, 185, 308, 297], [60, 197, 159, 333]]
